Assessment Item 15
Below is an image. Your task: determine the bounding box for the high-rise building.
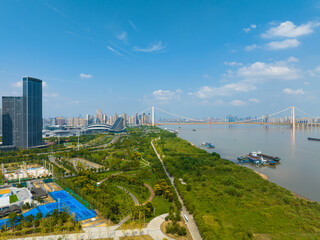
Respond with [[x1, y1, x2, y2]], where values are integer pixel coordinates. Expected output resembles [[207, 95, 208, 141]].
[[56, 116, 66, 125], [22, 77, 43, 149], [122, 113, 127, 126], [0, 108, 2, 132], [2, 97, 23, 147], [113, 114, 118, 124], [95, 108, 102, 123], [102, 113, 107, 124]]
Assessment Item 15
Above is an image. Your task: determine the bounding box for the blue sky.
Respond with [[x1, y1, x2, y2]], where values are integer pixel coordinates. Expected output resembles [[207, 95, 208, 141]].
[[1, 0, 320, 119]]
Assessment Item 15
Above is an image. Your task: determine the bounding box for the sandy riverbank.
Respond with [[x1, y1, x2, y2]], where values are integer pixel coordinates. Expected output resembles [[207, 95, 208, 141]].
[[253, 170, 269, 180]]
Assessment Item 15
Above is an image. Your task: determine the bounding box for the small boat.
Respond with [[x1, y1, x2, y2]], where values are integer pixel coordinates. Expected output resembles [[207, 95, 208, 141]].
[[201, 142, 215, 149], [192, 129, 196, 131], [308, 137, 320, 141]]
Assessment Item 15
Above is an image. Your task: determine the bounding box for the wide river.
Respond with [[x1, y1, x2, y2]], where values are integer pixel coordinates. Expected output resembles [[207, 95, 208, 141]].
[[160, 124, 320, 202]]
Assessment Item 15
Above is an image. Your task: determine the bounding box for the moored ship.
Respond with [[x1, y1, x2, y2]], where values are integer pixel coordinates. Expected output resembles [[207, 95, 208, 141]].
[[201, 142, 215, 148], [238, 151, 280, 165]]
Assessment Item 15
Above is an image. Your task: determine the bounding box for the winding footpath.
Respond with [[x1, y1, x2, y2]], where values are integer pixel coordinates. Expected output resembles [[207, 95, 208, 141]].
[[151, 138, 203, 240]]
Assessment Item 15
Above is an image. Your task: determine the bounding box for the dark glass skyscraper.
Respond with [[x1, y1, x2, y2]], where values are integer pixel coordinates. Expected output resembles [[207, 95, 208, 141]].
[[2, 97, 23, 147], [22, 77, 43, 149]]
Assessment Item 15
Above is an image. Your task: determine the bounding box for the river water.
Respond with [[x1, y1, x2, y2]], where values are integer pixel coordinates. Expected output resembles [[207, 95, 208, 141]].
[[160, 124, 320, 202]]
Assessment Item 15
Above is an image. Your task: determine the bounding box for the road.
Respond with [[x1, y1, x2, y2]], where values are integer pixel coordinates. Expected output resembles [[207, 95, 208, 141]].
[[151, 138, 203, 240]]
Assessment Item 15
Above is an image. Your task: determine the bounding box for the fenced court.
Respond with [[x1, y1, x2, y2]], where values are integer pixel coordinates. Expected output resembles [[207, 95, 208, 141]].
[[46, 190, 96, 221], [49, 182, 61, 191], [40, 181, 52, 192], [0, 190, 96, 227]]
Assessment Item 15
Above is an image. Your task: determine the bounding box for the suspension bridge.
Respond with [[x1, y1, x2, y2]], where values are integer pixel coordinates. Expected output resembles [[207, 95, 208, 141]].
[[137, 106, 320, 127]]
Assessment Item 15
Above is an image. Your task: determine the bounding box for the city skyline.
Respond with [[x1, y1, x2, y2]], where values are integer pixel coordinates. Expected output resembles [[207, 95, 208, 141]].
[[1, 1, 320, 118]]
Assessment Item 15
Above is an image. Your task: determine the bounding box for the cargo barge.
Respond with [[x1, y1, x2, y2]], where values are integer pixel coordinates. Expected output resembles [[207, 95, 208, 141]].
[[238, 151, 280, 165]]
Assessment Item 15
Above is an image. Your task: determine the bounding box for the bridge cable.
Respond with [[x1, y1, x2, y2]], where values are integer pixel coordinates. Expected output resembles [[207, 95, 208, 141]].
[[295, 107, 317, 118], [154, 106, 203, 122], [137, 107, 152, 115], [234, 106, 292, 123]]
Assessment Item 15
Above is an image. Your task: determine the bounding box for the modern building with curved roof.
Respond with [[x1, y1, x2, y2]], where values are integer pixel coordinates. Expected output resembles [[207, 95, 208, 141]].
[[81, 123, 111, 134], [109, 117, 126, 133]]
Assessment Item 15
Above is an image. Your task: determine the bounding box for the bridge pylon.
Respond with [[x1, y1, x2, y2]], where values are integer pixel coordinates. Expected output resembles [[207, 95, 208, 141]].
[[291, 106, 295, 128], [152, 106, 155, 126]]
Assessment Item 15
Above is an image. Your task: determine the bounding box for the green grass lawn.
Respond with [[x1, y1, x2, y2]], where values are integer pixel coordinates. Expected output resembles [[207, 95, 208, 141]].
[[152, 195, 171, 217], [156, 132, 320, 240], [9, 194, 18, 203]]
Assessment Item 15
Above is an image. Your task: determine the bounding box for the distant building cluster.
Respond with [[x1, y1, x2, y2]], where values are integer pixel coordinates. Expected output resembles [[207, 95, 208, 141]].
[[43, 109, 151, 128], [1, 77, 43, 149]]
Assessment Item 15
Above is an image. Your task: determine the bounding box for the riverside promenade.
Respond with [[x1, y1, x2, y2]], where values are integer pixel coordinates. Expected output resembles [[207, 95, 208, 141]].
[[151, 138, 203, 240]]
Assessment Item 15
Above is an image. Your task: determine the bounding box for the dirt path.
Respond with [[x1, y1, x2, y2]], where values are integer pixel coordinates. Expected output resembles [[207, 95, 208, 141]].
[[143, 183, 155, 205]]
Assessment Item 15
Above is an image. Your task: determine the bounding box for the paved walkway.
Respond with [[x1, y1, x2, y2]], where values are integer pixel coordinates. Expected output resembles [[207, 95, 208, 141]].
[[117, 186, 139, 205], [14, 214, 173, 240], [151, 138, 203, 240]]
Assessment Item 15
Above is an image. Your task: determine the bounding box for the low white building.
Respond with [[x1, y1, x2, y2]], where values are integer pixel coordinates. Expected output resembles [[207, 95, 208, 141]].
[[0, 187, 32, 210]]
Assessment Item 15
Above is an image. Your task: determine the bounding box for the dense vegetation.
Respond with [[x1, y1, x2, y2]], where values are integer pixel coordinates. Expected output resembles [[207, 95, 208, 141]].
[[155, 130, 320, 239], [0, 209, 81, 238], [56, 127, 180, 226]]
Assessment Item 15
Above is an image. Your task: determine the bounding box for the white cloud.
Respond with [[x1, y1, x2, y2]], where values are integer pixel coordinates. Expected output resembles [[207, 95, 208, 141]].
[[116, 32, 127, 41], [245, 44, 259, 51], [44, 93, 59, 97], [224, 61, 243, 66], [201, 99, 224, 106], [288, 56, 299, 62], [243, 24, 257, 33], [231, 100, 246, 106], [133, 41, 166, 53], [262, 21, 320, 38], [283, 88, 304, 95], [12, 81, 22, 88], [193, 82, 256, 99], [304, 81, 310, 85], [203, 74, 210, 79], [249, 98, 260, 103], [265, 39, 300, 50], [80, 73, 93, 79], [129, 20, 137, 31], [12, 80, 48, 88], [237, 61, 300, 81], [243, 27, 251, 33], [107, 46, 123, 56], [152, 89, 181, 101], [308, 65, 320, 77]]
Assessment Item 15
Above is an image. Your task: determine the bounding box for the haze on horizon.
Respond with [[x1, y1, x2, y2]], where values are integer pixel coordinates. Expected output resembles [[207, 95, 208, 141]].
[[0, 0, 320, 118]]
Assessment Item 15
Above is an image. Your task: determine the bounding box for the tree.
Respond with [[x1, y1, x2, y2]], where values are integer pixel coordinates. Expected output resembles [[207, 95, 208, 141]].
[[8, 212, 17, 231]]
